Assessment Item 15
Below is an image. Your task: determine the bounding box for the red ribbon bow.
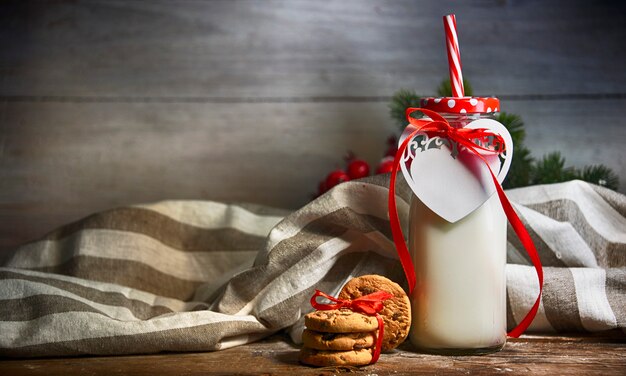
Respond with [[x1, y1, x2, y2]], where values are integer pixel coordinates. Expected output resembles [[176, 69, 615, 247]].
[[310, 289, 393, 364], [388, 107, 543, 338]]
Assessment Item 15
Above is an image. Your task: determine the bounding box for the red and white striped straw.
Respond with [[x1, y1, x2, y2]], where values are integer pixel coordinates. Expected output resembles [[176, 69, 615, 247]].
[[443, 14, 464, 97]]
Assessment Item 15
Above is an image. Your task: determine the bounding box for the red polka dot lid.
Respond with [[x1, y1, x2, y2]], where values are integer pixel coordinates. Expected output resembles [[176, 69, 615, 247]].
[[420, 97, 500, 114]]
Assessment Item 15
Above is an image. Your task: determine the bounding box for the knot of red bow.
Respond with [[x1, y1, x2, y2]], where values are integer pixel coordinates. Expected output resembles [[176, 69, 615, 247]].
[[310, 289, 393, 315], [405, 107, 506, 156], [310, 289, 393, 364]]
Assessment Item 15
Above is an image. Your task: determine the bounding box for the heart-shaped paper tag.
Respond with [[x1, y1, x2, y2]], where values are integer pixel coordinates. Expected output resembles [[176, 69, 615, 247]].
[[399, 118, 513, 223]]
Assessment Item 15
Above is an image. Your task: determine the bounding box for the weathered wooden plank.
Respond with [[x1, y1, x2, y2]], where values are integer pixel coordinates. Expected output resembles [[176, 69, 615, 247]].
[[505, 99, 626, 185], [0, 99, 624, 251], [0, 0, 625, 98], [0, 333, 624, 376], [0, 101, 394, 249], [1, 0, 625, 250]]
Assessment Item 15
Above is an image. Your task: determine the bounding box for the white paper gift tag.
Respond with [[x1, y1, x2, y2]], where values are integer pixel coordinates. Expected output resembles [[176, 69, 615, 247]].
[[399, 118, 513, 223]]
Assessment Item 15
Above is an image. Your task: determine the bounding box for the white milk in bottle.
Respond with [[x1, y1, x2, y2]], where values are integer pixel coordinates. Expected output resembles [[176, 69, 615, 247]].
[[406, 98, 509, 354]]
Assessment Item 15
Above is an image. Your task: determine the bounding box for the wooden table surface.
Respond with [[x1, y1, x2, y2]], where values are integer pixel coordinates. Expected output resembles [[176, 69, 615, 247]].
[[1, 332, 624, 376]]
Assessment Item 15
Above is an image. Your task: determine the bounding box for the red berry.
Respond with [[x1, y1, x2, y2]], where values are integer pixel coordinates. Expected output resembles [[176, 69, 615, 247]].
[[325, 170, 350, 189], [376, 156, 394, 174], [346, 159, 370, 179]]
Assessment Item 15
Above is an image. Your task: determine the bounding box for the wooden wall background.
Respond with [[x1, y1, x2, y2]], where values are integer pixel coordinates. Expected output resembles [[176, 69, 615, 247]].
[[1, 0, 625, 250]]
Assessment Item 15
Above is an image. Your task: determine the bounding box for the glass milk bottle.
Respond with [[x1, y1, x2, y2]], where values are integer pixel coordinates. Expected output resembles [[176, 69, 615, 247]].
[[408, 97, 508, 355]]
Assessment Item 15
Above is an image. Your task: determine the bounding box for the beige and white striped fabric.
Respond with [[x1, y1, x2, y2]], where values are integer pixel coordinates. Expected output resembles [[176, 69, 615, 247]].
[[0, 177, 624, 357]]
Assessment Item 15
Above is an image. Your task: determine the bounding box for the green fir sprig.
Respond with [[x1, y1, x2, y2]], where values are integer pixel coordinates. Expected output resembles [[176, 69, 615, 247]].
[[531, 152, 579, 185], [579, 165, 619, 190], [389, 89, 423, 128]]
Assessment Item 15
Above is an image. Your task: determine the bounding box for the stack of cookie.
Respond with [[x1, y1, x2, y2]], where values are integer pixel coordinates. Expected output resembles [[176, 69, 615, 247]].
[[299, 309, 378, 367], [299, 274, 411, 367]]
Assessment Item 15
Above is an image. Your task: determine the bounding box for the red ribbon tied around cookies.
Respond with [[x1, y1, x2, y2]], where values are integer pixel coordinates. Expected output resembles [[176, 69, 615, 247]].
[[311, 289, 393, 364], [389, 108, 544, 338]]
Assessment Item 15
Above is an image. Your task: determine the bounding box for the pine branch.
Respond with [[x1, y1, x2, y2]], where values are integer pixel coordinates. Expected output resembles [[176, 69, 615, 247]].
[[578, 165, 619, 190], [531, 152, 578, 185], [389, 89, 422, 129]]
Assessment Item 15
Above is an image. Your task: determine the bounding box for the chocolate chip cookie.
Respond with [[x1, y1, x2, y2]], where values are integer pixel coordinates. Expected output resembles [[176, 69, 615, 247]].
[[304, 309, 379, 333], [302, 329, 375, 351], [299, 347, 373, 367], [338, 274, 411, 351]]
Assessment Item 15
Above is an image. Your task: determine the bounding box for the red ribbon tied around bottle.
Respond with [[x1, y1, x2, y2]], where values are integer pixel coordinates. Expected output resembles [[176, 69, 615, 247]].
[[388, 107, 544, 338], [310, 289, 393, 364]]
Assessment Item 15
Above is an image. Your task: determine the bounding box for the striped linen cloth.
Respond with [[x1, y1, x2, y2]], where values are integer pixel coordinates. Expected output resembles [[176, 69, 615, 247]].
[[0, 177, 624, 357]]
